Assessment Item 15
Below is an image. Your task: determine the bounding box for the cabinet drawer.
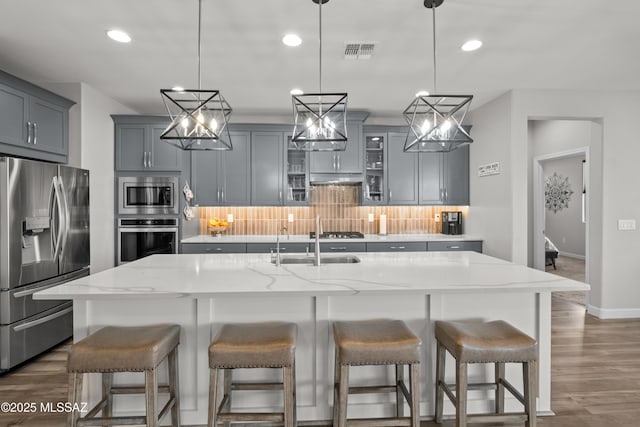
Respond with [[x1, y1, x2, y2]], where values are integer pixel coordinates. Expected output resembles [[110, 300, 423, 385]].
[[366, 242, 427, 252], [181, 243, 247, 254], [427, 241, 482, 253], [315, 242, 366, 252], [246, 242, 309, 254]]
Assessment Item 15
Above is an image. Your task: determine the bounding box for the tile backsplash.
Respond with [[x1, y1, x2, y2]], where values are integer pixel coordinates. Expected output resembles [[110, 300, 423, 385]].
[[199, 185, 468, 236]]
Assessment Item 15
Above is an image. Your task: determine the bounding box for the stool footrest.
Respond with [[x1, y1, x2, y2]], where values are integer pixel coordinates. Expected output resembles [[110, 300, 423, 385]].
[[346, 417, 414, 427], [78, 396, 175, 427], [110, 384, 171, 394], [217, 412, 285, 422], [347, 385, 398, 394], [232, 381, 284, 391], [467, 413, 528, 424]]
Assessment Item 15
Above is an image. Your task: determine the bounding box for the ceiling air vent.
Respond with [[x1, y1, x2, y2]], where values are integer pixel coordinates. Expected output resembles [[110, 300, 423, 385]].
[[344, 42, 376, 60]]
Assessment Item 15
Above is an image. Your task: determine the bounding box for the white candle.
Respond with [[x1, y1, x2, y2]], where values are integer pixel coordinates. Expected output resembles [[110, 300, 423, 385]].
[[379, 214, 387, 235]]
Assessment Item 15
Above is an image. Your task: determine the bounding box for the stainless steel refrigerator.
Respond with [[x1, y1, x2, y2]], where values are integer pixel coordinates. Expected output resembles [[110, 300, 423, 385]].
[[0, 157, 89, 372]]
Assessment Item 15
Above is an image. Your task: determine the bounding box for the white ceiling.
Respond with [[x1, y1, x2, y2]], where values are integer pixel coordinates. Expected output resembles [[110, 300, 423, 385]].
[[1, 0, 639, 122]]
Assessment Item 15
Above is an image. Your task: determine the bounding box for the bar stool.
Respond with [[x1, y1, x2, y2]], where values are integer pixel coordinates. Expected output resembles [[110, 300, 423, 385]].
[[208, 321, 297, 427], [434, 320, 538, 427], [67, 323, 181, 427], [333, 319, 421, 427]]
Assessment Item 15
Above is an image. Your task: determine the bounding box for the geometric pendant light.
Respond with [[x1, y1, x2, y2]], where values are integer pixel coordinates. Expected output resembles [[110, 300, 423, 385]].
[[403, 0, 473, 152], [160, 0, 233, 151], [291, 0, 348, 151]]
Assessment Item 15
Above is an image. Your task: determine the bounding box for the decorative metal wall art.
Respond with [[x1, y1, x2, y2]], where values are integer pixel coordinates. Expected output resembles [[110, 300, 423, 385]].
[[545, 172, 574, 213]]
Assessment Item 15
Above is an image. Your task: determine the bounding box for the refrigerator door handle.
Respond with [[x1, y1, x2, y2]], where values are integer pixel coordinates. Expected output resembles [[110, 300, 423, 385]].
[[57, 177, 71, 260], [51, 176, 64, 262], [12, 306, 73, 332]]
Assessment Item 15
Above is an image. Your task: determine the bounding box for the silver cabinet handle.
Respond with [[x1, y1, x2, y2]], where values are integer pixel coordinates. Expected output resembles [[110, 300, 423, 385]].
[[148, 151, 152, 168], [390, 246, 406, 250], [337, 154, 341, 170], [333, 154, 337, 170], [279, 190, 282, 202], [447, 245, 461, 249], [217, 188, 221, 203], [143, 152, 147, 168], [215, 247, 223, 251], [221, 189, 225, 202], [33, 122, 37, 144], [26, 122, 32, 143], [389, 190, 392, 201], [329, 247, 347, 251]]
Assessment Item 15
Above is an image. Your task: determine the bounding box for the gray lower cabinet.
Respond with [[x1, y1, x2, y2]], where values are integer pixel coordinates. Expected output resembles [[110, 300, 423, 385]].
[[246, 242, 309, 253], [310, 121, 363, 174], [181, 243, 247, 254], [191, 131, 251, 206], [0, 70, 72, 163], [427, 241, 482, 253], [316, 242, 366, 252], [251, 131, 284, 205], [114, 117, 182, 172], [366, 242, 427, 252], [387, 132, 419, 205]]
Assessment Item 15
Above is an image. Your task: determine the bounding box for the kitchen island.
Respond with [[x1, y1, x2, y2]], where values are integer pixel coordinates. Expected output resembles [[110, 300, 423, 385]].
[[35, 251, 588, 425]]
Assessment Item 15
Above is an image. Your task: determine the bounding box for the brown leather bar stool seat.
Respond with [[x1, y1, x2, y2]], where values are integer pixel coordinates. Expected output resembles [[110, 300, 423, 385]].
[[333, 319, 421, 427], [435, 320, 538, 427], [67, 323, 181, 427], [208, 321, 297, 427]]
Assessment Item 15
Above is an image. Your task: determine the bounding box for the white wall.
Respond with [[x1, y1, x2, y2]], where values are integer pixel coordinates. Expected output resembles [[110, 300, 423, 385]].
[[471, 89, 639, 318], [542, 155, 586, 257], [78, 84, 137, 273], [465, 92, 513, 261]]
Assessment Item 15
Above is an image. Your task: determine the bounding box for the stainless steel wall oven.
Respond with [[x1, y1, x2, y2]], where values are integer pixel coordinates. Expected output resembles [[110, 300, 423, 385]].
[[118, 176, 179, 215], [117, 218, 178, 265]]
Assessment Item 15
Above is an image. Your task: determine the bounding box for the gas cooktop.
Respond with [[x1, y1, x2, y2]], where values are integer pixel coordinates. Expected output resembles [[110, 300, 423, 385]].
[[309, 231, 365, 239]]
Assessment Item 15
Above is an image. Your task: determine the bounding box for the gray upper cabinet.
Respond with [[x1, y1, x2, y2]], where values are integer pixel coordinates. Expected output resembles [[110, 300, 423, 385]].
[[191, 131, 250, 206], [114, 117, 181, 172], [251, 131, 284, 205], [387, 132, 419, 205], [0, 70, 73, 163], [310, 121, 363, 174], [418, 145, 469, 205]]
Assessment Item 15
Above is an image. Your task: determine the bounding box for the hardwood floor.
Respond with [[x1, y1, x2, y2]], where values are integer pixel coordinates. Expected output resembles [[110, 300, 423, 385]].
[[1, 296, 639, 427]]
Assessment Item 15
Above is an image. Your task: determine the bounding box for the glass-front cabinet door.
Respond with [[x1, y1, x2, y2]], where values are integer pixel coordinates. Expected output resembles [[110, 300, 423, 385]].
[[363, 133, 386, 205], [285, 135, 309, 205]]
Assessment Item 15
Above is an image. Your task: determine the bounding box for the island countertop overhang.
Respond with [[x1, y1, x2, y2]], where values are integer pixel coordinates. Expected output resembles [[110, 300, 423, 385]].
[[34, 251, 589, 300]]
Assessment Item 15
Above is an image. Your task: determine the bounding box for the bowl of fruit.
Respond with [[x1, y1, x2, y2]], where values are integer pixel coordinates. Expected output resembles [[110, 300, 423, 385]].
[[208, 218, 229, 236]]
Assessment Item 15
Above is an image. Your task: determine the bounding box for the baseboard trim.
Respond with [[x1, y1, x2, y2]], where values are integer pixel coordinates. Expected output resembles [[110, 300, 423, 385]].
[[558, 251, 585, 260], [587, 304, 640, 319]]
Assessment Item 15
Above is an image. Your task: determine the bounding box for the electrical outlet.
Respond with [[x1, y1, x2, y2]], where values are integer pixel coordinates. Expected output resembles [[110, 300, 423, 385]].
[[227, 214, 234, 223], [618, 219, 636, 231], [368, 213, 374, 222], [288, 213, 294, 223], [434, 213, 441, 221]]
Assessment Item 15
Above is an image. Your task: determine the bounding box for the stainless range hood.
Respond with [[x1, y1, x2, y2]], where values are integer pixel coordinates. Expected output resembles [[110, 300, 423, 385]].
[[309, 173, 363, 184]]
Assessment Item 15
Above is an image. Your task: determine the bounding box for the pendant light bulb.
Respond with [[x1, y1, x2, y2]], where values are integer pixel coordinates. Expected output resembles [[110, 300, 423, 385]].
[[210, 118, 218, 131], [421, 119, 431, 135]]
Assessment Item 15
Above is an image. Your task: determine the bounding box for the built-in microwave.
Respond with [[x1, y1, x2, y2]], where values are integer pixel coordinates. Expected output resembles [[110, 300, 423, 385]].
[[118, 176, 179, 215]]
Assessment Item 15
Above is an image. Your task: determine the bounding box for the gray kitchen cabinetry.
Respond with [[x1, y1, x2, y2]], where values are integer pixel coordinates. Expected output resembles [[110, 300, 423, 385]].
[[419, 146, 470, 205], [315, 242, 366, 253], [427, 240, 482, 253], [366, 242, 427, 252], [310, 121, 363, 174], [246, 242, 310, 253], [191, 131, 251, 206], [0, 70, 73, 163], [251, 131, 284, 205], [387, 132, 419, 205], [285, 134, 310, 205], [181, 243, 247, 254], [363, 133, 386, 205], [114, 117, 182, 172]]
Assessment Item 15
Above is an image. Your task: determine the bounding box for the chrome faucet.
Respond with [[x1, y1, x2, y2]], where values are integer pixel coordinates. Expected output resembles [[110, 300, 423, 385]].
[[274, 226, 288, 267], [314, 215, 321, 266]]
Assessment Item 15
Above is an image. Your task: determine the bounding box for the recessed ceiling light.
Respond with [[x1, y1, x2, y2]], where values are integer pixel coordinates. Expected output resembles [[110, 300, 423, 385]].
[[290, 88, 304, 95], [282, 34, 302, 47], [415, 90, 430, 97], [171, 86, 185, 92], [461, 39, 482, 52], [107, 29, 131, 43]]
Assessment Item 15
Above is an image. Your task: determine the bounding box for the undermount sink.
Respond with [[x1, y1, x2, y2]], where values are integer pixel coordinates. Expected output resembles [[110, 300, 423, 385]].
[[272, 255, 361, 265]]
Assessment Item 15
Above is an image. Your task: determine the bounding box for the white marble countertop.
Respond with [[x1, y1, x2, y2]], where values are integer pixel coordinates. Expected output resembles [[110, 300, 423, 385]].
[[181, 233, 483, 244], [35, 252, 588, 300]]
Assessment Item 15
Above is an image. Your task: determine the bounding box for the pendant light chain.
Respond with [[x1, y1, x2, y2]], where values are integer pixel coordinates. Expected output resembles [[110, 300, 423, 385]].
[[197, 0, 202, 91], [432, 1, 437, 94], [319, 0, 323, 94]]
